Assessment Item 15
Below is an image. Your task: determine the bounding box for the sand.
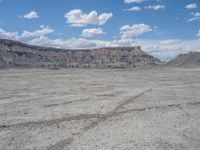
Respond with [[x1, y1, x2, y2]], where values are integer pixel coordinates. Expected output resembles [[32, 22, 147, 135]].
[[0, 67, 200, 150]]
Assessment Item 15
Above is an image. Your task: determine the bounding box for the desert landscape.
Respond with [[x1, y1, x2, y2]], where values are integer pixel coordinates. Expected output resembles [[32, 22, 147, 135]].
[[0, 66, 200, 150], [1, 0, 200, 149]]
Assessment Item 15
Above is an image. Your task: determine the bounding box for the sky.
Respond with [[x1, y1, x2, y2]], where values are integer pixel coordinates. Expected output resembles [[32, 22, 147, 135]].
[[0, 0, 200, 61]]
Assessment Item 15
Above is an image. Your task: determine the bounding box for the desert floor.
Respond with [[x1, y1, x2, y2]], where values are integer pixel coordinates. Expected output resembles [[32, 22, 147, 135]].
[[0, 67, 200, 150]]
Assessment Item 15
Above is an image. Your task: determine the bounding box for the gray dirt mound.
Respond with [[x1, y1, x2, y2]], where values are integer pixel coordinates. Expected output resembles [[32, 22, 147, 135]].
[[166, 51, 200, 67]]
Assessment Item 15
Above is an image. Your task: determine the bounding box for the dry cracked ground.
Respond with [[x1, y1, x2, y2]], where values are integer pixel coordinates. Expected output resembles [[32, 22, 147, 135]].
[[0, 67, 200, 150]]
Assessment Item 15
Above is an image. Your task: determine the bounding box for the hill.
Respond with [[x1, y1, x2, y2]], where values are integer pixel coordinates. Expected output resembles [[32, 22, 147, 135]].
[[167, 52, 200, 67], [0, 39, 161, 68]]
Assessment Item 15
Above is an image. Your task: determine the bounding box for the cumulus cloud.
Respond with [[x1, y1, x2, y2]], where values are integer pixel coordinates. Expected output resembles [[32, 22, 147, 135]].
[[23, 11, 39, 19], [29, 36, 81, 49], [124, 0, 145, 4], [0, 27, 18, 39], [120, 24, 152, 39], [187, 12, 200, 22], [64, 9, 112, 27], [29, 36, 108, 49], [159, 39, 180, 45], [29, 36, 139, 50], [185, 3, 197, 9], [81, 28, 106, 38], [144, 5, 165, 10], [124, 6, 142, 11], [0, 26, 54, 40], [142, 39, 200, 61], [18, 26, 54, 39]]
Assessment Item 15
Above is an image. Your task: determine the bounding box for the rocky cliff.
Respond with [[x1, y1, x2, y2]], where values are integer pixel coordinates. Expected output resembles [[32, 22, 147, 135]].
[[0, 39, 161, 68]]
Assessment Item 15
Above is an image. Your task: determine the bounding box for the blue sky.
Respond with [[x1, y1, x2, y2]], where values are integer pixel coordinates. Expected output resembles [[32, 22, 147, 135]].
[[0, 0, 200, 60]]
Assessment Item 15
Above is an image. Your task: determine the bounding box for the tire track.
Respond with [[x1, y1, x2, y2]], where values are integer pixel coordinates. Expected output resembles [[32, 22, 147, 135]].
[[0, 114, 103, 130], [43, 98, 90, 108], [48, 88, 152, 149], [48, 90, 200, 150], [82, 88, 152, 131], [2, 98, 200, 131], [3, 88, 199, 150], [48, 138, 73, 150], [112, 88, 152, 113]]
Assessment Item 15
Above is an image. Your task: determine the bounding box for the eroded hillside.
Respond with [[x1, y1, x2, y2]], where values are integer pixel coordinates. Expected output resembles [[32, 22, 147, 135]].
[[0, 39, 160, 68]]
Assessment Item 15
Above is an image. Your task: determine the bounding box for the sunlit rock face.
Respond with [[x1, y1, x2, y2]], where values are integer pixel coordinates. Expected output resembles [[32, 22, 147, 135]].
[[0, 39, 161, 68]]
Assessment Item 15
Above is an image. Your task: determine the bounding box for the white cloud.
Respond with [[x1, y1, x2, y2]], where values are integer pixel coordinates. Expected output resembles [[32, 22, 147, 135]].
[[0, 27, 18, 40], [40, 25, 45, 28], [81, 28, 106, 38], [185, 3, 197, 9], [120, 24, 152, 39], [29, 36, 138, 49], [124, 0, 145, 4], [187, 12, 200, 22], [64, 9, 112, 27], [124, 6, 142, 11], [0, 26, 54, 40], [144, 5, 165, 10], [29, 36, 105, 49], [142, 39, 200, 61], [197, 30, 200, 37], [18, 26, 54, 39], [159, 39, 180, 45], [23, 11, 39, 19]]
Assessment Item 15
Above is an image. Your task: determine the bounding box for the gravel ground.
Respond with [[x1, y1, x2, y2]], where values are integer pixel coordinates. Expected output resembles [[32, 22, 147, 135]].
[[0, 67, 200, 150]]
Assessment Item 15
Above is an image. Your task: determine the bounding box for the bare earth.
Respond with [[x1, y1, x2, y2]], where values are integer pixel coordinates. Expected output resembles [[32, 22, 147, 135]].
[[0, 67, 200, 150]]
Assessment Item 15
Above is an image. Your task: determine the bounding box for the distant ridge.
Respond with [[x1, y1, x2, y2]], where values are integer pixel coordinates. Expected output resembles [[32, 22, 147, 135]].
[[0, 39, 161, 68], [167, 51, 200, 67]]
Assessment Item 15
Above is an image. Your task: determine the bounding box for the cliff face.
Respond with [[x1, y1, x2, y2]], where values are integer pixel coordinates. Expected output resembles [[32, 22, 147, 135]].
[[0, 39, 161, 68]]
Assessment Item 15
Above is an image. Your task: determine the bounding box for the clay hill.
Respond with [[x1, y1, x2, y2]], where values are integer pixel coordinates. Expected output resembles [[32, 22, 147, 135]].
[[0, 39, 161, 68], [167, 52, 200, 67]]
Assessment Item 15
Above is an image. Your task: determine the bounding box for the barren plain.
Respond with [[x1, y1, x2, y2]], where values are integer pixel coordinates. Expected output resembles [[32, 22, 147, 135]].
[[0, 66, 200, 150]]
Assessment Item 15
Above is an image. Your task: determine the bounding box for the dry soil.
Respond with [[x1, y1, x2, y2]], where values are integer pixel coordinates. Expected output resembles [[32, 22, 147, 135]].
[[0, 67, 200, 150]]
